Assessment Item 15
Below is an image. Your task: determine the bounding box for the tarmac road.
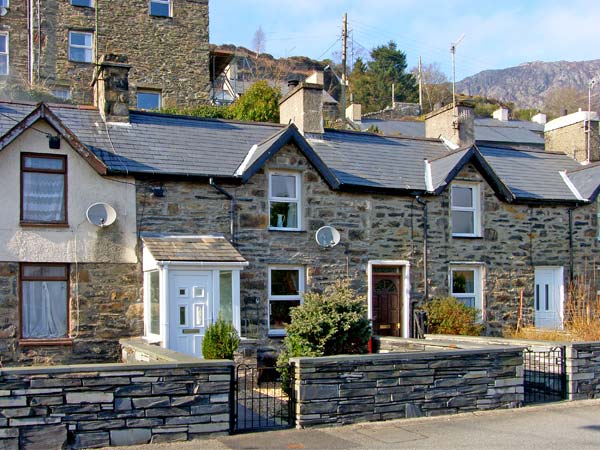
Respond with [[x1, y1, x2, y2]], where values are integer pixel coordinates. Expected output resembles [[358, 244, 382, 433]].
[[103, 399, 600, 450]]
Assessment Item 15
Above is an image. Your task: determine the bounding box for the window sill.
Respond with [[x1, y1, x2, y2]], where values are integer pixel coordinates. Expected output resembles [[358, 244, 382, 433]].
[[19, 338, 74, 347], [268, 228, 306, 233], [452, 234, 482, 239], [68, 60, 93, 65], [20, 221, 69, 228]]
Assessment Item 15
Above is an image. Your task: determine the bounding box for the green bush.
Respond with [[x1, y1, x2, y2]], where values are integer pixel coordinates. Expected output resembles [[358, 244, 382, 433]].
[[424, 296, 484, 336], [202, 314, 240, 359], [277, 281, 371, 390]]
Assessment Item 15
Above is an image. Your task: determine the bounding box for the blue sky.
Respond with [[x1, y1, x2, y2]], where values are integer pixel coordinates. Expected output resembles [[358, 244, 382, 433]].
[[210, 0, 600, 80]]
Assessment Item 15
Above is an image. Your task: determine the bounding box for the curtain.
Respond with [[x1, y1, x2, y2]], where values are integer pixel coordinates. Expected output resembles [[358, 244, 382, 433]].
[[22, 172, 65, 222], [22, 281, 68, 339]]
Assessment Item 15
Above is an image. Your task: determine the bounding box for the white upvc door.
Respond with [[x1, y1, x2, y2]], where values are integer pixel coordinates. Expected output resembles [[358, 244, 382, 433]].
[[534, 267, 564, 329], [168, 271, 212, 357]]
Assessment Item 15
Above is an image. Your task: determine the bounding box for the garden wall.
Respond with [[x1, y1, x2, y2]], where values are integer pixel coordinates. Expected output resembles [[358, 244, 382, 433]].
[[291, 347, 524, 427], [0, 340, 233, 449], [566, 342, 600, 400]]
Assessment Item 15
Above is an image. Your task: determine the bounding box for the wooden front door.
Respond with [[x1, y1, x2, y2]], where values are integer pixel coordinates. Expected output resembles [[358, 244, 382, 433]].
[[372, 269, 402, 337]]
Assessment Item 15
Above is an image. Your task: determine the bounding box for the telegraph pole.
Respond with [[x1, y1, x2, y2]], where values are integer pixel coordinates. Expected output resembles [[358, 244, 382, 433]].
[[341, 13, 348, 118]]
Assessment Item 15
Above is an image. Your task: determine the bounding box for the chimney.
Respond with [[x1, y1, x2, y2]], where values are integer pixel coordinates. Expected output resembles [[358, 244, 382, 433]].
[[346, 103, 362, 123], [305, 71, 324, 86], [544, 110, 599, 163], [492, 107, 509, 121], [425, 102, 475, 148], [279, 82, 324, 136], [531, 113, 547, 125], [94, 54, 131, 123]]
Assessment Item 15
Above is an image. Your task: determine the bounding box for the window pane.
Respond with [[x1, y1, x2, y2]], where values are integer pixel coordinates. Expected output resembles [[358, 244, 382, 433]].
[[271, 270, 299, 296], [150, 1, 170, 16], [457, 297, 476, 309], [452, 186, 473, 208], [452, 210, 474, 234], [270, 300, 300, 330], [0, 55, 6, 76], [23, 265, 67, 279], [452, 270, 475, 294], [0, 1, 8, 9], [71, 0, 92, 6], [271, 174, 296, 198], [270, 202, 298, 228], [149, 271, 160, 335], [70, 32, 91, 47], [24, 156, 64, 171], [137, 92, 161, 110], [0, 35, 6, 53], [22, 280, 68, 339], [219, 271, 233, 323], [22, 172, 66, 222]]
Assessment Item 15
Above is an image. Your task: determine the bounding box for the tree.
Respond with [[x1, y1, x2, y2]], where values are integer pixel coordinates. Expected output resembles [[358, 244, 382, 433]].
[[251, 26, 266, 55], [411, 62, 452, 114], [543, 86, 598, 119], [348, 41, 418, 113], [231, 80, 281, 123]]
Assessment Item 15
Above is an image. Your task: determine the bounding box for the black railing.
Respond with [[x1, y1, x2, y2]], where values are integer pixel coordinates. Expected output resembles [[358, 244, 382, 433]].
[[523, 346, 566, 404], [412, 309, 427, 339], [232, 364, 294, 433]]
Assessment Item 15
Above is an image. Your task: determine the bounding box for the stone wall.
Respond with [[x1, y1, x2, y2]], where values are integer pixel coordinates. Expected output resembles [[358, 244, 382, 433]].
[[290, 347, 524, 427], [1, 0, 210, 106], [0, 263, 142, 367], [0, 359, 232, 448], [545, 121, 599, 163], [566, 342, 600, 400]]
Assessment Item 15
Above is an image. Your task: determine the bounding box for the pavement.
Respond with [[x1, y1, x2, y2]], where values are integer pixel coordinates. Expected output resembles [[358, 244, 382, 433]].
[[104, 399, 600, 450]]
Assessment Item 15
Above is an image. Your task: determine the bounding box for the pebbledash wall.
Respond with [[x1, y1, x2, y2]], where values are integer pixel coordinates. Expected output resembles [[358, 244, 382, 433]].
[[137, 142, 599, 340], [290, 347, 525, 427], [0, 0, 210, 106], [0, 340, 232, 449]]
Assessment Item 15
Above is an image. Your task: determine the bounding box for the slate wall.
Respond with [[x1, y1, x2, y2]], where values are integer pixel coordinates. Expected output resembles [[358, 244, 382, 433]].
[[0, 359, 232, 449], [566, 342, 600, 400], [291, 348, 524, 427]]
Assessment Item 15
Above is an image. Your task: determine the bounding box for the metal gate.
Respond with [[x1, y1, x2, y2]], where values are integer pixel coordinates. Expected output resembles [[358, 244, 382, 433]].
[[523, 346, 566, 404], [230, 364, 295, 433]]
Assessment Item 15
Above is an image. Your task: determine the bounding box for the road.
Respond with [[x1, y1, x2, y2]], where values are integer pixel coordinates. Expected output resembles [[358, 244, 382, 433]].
[[105, 399, 600, 450]]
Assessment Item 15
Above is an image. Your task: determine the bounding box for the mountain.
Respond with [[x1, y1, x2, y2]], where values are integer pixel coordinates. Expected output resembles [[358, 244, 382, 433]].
[[457, 60, 600, 109]]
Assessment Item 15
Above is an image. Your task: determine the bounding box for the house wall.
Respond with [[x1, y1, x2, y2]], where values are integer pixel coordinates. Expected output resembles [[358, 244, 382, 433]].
[[137, 143, 599, 341], [0, 120, 142, 366], [545, 121, 600, 162], [0, 0, 210, 107]]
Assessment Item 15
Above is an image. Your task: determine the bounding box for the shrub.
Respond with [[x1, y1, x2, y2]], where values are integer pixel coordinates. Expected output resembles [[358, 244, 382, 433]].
[[424, 296, 484, 336], [277, 281, 371, 390], [202, 314, 240, 359]]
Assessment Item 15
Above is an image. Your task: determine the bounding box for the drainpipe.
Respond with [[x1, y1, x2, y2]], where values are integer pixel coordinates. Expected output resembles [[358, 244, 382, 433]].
[[415, 196, 428, 301], [568, 207, 574, 282], [209, 178, 236, 246]]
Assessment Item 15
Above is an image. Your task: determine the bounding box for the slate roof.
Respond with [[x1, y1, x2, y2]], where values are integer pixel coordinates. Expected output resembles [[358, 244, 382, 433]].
[[0, 100, 598, 204], [142, 236, 247, 263]]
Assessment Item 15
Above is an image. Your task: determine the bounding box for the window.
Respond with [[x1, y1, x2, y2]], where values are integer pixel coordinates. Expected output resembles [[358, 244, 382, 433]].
[[269, 172, 301, 230], [20, 264, 69, 340], [219, 271, 233, 323], [68, 31, 93, 63], [149, 271, 160, 335], [0, 1, 9, 8], [450, 265, 483, 316], [268, 267, 304, 335], [137, 91, 162, 110], [21, 154, 67, 225], [71, 0, 93, 6], [0, 33, 8, 76], [150, 0, 171, 17], [451, 183, 481, 237], [51, 87, 72, 101]]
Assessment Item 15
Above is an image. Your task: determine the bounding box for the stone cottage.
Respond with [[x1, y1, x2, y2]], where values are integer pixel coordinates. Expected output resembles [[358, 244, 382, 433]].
[[0, 56, 598, 365]]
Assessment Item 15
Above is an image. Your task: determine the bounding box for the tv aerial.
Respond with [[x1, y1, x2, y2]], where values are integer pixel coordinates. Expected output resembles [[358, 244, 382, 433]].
[[86, 202, 117, 227], [315, 226, 341, 248]]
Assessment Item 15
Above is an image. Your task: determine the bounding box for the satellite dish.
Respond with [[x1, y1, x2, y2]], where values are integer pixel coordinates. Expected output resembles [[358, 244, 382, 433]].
[[315, 226, 341, 248], [86, 202, 117, 227], [0, 8, 7, 16]]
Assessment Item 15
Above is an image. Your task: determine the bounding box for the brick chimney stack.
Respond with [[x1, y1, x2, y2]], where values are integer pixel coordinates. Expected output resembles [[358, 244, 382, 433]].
[[94, 54, 131, 123], [425, 102, 475, 148], [279, 82, 324, 137]]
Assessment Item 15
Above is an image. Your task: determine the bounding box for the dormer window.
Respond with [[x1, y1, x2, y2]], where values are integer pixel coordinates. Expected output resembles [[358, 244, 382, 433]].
[[451, 183, 481, 237], [269, 172, 301, 231]]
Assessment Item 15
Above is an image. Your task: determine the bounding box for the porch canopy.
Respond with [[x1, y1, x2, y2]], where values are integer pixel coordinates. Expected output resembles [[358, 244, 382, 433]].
[[142, 235, 247, 264]]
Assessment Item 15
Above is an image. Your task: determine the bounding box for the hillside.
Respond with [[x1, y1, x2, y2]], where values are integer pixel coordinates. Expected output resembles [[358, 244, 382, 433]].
[[457, 60, 600, 109]]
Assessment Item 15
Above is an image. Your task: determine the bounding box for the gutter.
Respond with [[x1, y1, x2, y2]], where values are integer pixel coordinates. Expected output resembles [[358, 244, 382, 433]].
[[209, 178, 236, 247]]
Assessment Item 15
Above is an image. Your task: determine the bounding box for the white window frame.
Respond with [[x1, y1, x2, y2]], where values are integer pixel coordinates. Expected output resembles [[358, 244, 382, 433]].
[[451, 182, 481, 237], [70, 0, 93, 7], [68, 31, 93, 63], [0, 32, 8, 76], [137, 90, 162, 110], [268, 266, 305, 336], [268, 171, 302, 231], [149, 0, 172, 17], [449, 264, 484, 320]]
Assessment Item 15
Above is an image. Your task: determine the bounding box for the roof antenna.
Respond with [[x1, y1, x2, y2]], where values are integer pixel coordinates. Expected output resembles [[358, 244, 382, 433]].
[[450, 34, 465, 112]]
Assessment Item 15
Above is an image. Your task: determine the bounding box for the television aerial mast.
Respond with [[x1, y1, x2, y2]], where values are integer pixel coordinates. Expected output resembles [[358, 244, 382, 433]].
[[450, 33, 465, 110]]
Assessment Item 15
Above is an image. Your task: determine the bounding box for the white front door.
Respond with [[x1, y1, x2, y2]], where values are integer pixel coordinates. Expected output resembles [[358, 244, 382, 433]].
[[168, 272, 212, 357], [534, 267, 564, 329]]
